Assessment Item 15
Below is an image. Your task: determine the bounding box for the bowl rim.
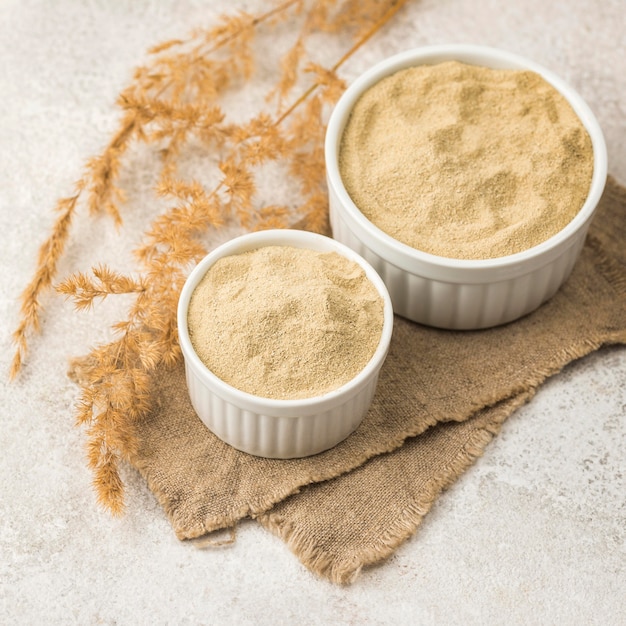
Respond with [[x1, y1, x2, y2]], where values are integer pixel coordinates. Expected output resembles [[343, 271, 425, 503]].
[[325, 44, 608, 282], [177, 229, 394, 416]]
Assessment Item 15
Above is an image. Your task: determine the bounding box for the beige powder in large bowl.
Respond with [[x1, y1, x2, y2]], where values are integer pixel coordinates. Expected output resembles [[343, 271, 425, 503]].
[[338, 60, 594, 260], [187, 245, 384, 400]]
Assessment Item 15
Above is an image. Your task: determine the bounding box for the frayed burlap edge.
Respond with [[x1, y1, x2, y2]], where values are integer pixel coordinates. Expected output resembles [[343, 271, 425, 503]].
[[258, 391, 535, 584], [258, 330, 626, 585]]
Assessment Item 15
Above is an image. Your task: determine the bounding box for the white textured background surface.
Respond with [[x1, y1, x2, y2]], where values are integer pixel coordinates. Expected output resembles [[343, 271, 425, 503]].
[[1, 1, 625, 624]]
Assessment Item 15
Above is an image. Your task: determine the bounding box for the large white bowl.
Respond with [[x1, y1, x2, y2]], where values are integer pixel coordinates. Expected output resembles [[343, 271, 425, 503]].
[[326, 44, 608, 329], [177, 229, 393, 458]]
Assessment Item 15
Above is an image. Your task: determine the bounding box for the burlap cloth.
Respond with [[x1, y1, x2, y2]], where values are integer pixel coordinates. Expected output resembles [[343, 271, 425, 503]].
[[132, 178, 626, 584]]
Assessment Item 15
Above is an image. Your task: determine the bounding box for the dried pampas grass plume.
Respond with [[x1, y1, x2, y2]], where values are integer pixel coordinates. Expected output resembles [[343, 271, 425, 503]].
[[12, 0, 409, 513]]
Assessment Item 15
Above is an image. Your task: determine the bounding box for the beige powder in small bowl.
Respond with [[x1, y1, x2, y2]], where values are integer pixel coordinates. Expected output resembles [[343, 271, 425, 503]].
[[339, 60, 594, 260], [187, 245, 384, 400]]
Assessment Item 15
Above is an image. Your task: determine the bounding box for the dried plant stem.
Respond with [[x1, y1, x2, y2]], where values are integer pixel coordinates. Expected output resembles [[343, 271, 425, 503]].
[[275, 0, 408, 127], [86, 112, 144, 224], [10, 110, 147, 379], [10, 189, 82, 379], [201, 0, 302, 54], [14, 0, 410, 513]]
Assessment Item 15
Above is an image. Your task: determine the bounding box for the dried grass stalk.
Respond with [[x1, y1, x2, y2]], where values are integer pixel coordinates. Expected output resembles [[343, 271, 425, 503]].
[[12, 0, 409, 512]]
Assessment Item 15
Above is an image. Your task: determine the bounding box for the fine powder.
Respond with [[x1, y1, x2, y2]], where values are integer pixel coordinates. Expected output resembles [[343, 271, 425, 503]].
[[339, 61, 594, 259], [187, 245, 384, 400]]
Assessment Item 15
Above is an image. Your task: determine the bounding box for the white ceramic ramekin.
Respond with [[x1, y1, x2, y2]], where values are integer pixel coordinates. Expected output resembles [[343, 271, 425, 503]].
[[177, 229, 393, 458], [326, 44, 608, 329]]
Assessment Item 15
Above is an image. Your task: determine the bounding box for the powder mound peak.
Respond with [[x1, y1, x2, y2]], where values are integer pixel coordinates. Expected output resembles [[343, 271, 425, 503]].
[[187, 245, 384, 400]]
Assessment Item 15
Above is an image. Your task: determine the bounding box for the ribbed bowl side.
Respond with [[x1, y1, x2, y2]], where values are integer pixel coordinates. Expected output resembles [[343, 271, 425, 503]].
[[330, 201, 589, 329], [184, 361, 379, 458]]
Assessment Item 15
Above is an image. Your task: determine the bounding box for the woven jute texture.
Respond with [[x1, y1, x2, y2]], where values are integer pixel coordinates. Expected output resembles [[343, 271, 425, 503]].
[[132, 178, 626, 584]]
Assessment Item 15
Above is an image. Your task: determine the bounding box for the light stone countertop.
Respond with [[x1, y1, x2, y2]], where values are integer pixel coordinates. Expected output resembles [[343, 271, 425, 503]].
[[1, 1, 625, 624]]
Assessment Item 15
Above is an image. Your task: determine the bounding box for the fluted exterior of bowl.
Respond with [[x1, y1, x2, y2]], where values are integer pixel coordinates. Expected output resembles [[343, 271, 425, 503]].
[[184, 358, 380, 458], [330, 194, 589, 329]]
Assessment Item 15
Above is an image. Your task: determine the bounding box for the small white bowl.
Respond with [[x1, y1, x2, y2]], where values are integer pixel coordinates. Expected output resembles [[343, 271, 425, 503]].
[[177, 229, 393, 458], [326, 44, 608, 329]]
